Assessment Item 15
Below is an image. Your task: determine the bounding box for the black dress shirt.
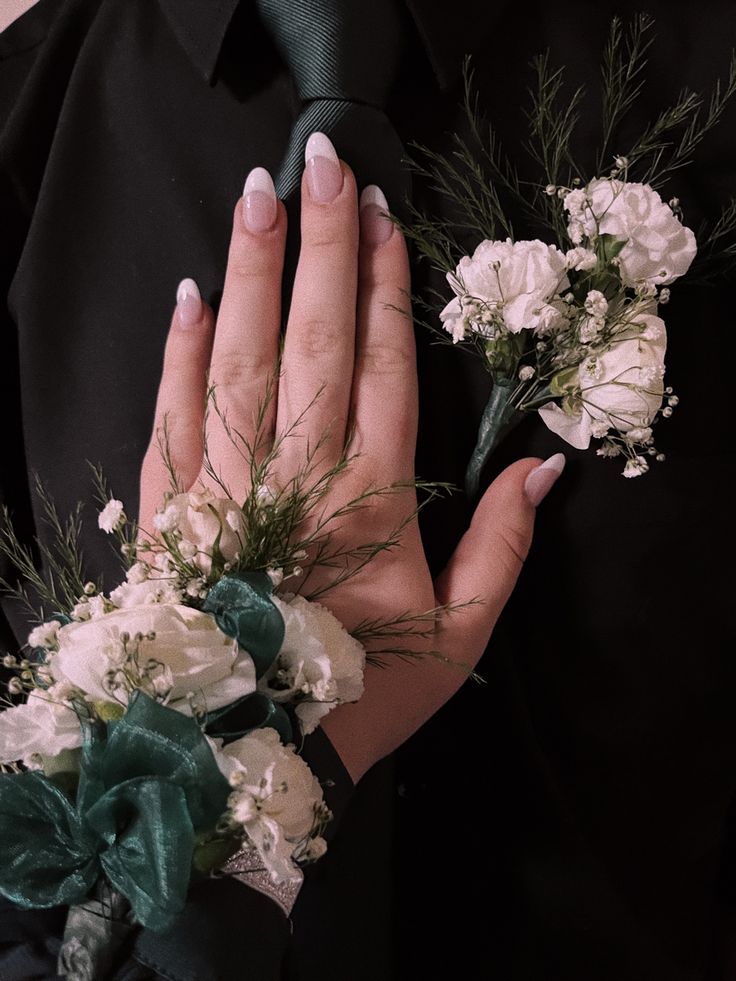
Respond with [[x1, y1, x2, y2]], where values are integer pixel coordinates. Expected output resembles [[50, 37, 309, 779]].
[[1, 1, 736, 979]]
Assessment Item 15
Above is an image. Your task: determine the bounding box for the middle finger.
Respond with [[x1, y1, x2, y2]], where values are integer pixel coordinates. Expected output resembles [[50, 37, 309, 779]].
[[276, 134, 359, 470]]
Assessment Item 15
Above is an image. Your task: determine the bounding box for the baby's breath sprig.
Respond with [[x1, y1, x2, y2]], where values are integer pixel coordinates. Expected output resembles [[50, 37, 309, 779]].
[[97, 629, 172, 713], [90, 463, 140, 568]]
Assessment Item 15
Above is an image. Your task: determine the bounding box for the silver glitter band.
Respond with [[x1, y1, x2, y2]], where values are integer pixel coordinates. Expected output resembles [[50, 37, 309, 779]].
[[222, 846, 303, 917]]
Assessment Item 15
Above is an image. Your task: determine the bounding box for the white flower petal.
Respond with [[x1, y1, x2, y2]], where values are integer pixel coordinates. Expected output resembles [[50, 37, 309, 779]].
[[538, 402, 593, 450], [0, 691, 82, 765], [222, 728, 326, 883], [259, 596, 365, 736], [52, 604, 254, 712]]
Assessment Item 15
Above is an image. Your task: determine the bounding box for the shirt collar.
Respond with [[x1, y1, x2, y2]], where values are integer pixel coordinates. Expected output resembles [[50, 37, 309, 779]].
[[158, 0, 242, 83], [159, 0, 502, 91]]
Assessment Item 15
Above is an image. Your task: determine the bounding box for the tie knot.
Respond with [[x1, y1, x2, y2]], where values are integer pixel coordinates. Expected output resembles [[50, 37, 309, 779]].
[[255, 0, 402, 108]]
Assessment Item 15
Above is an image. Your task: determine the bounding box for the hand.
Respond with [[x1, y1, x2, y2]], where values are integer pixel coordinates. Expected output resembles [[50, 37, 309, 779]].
[[139, 134, 563, 782]]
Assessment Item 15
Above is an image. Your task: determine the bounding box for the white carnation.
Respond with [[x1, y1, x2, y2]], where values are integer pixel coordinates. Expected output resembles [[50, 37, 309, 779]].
[[218, 728, 326, 883], [563, 179, 696, 287], [259, 595, 365, 736], [440, 238, 569, 341], [51, 604, 255, 713], [539, 314, 667, 449], [0, 686, 82, 766]]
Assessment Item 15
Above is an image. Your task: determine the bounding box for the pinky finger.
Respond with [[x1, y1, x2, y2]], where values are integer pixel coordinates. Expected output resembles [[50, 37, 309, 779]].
[[139, 278, 214, 531]]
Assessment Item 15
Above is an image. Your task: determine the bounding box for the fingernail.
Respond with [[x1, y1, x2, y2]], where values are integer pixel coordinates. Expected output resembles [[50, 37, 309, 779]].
[[524, 453, 566, 506], [176, 278, 202, 328], [360, 185, 393, 246], [243, 167, 278, 232], [305, 132, 343, 203]]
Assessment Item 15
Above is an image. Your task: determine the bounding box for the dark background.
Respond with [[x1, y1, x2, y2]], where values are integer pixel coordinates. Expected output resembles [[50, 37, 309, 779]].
[[1, 1, 735, 978]]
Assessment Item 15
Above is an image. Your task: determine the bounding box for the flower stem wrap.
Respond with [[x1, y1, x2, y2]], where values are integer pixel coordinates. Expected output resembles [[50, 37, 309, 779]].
[[465, 378, 523, 499], [201, 573, 285, 678], [0, 692, 231, 932]]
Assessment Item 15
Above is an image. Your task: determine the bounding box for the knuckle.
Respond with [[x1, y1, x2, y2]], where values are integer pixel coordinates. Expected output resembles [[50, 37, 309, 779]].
[[292, 317, 351, 359], [303, 227, 347, 251], [302, 213, 358, 253], [226, 214, 281, 281], [145, 412, 202, 475], [359, 342, 412, 376], [227, 244, 274, 284], [210, 350, 269, 390]]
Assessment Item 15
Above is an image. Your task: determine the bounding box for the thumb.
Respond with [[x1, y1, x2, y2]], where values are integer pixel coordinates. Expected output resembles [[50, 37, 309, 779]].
[[435, 453, 566, 663]]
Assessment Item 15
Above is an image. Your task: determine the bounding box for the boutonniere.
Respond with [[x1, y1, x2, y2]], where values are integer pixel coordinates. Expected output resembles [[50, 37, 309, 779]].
[[398, 15, 736, 496]]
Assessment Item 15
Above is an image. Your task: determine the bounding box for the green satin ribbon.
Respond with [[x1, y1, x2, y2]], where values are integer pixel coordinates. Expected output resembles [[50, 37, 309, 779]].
[[0, 692, 230, 932], [205, 691, 293, 746], [201, 573, 285, 678]]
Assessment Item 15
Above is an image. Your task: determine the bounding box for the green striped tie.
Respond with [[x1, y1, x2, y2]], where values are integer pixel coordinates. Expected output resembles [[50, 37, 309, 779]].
[[255, 0, 411, 209]]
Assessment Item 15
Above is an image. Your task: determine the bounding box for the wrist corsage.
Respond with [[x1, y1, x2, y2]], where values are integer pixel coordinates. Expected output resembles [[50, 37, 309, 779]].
[[0, 401, 452, 968]]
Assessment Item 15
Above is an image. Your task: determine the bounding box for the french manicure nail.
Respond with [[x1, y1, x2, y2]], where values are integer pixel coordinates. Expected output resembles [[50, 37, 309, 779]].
[[243, 167, 278, 232], [305, 132, 343, 203], [524, 453, 566, 507], [360, 185, 393, 246], [176, 278, 202, 328]]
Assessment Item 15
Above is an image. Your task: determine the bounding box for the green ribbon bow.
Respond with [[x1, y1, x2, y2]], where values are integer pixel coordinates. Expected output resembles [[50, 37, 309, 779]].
[[0, 692, 230, 931], [201, 573, 293, 743], [201, 573, 285, 678], [205, 691, 292, 746]]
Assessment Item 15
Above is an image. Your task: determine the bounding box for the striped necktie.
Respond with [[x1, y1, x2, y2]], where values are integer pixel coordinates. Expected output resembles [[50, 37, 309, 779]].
[[255, 0, 411, 212]]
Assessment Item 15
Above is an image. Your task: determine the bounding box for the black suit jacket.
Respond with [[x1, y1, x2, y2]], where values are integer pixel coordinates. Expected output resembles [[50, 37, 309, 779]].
[[1, 1, 735, 979]]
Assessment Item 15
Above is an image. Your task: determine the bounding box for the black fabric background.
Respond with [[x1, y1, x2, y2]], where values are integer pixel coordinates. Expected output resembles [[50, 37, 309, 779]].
[[1, 1, 735, 978]]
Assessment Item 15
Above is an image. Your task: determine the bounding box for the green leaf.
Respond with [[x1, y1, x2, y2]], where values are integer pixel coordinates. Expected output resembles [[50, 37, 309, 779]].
[[549, 367, 579, 397], [93, 700, 125, 723], [598, 233, 627, 262], [192, 835, 242, 876]]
